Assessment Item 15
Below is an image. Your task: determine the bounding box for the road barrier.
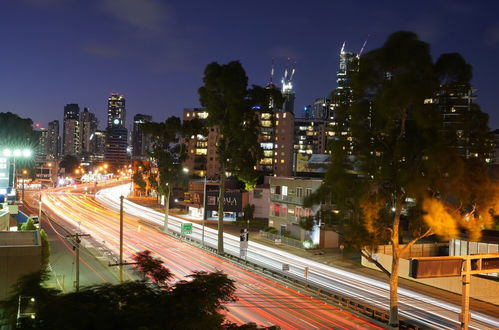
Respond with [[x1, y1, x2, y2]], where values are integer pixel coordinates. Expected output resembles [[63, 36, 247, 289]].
[[142, 220, 425, 330]]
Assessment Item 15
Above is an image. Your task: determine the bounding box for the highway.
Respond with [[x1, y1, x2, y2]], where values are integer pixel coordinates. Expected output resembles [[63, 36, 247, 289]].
[[94, 184, 499, 330], [41, 184, 382, 329]]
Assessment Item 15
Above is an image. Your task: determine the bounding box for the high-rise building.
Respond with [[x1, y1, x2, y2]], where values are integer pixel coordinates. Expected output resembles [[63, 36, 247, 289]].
[[62, 104, 80, 156], [107, 93, 126, 127], [47, 120, 60, 157], [37, 128, 48, 156], [104, 126, 129, 168], [183, 108, 212, 178], [80, 108, 98, 156], [312, 98, 332, 120], [329, 43, 360, 154], [435, 85, 495, 163], [105, 94, 128, 168], [90, 130, 106, 162], [293, 119, 328, 155], [281, 71, 296, 114], [273, 111, 294, 177], [132, 114, 152, 159]]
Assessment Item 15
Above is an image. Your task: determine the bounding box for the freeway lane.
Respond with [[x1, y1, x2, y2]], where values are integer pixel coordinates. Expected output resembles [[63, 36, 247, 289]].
[[96, 184, 499, 330], [23, 194, 119, 290], [42, 185, 382, 329]]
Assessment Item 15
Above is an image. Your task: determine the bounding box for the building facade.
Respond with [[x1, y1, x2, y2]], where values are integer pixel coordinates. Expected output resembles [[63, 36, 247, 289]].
[[183, 108, 216, 178], [37, 128, 48, 156], [47, 120, 60, 158], [80, 108, 98, 156], [293, 119, 328, 156], [104, 126, 129, 169], [107, 93, 126, 127], [269, 177, 322, 242], [105, 94, 128, 168], [132, 114, 152, 159], [90, 130, 106, 163], [62, 104, 80, 156]]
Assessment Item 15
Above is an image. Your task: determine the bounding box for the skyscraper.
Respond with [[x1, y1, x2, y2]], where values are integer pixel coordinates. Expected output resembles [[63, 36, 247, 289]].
[[132, 114, 152, 159], [62, 104, 80, 156], [329, 43, 360, 154], [37, 128, 48, 156], [47, 120, 60, 157], [80, 108, 98, 156], [107, 93, 126, 127], [105, 94, 129, 168], [92, 130, 106, 162], [312, 98, 332, 120]]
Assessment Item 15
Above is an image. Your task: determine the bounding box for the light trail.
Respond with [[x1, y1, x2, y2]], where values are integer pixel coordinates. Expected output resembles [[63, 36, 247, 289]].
[[42, 184, 383, 329], [94, 184, 499, 330]]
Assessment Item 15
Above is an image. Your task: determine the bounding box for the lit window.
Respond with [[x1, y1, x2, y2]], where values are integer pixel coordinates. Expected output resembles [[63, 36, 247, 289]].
[[283, 113, 287, 118], [281, 159, 285, 163]]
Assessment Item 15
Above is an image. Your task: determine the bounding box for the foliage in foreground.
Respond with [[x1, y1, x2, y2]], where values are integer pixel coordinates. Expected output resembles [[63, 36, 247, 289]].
[[2, 250, 275, 330]]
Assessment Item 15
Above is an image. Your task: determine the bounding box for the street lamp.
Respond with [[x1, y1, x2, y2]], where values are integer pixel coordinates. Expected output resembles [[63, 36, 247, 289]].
[[16, 296, 36, 327], [21, 169, 28, 203], [2, 148, 32, 202], [202, 174, 207, 248]]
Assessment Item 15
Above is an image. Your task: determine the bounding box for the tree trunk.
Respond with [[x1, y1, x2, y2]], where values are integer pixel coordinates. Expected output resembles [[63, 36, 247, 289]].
[[388, 205, 403, 329], [389, 252, 400, 329], [217, 164, 226, 255], [163, 186, 170, 232]]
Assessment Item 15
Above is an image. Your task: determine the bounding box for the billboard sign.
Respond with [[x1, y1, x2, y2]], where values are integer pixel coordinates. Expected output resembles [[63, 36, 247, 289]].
[[205, 191, 243, 212], [0, 157, 9, 188]]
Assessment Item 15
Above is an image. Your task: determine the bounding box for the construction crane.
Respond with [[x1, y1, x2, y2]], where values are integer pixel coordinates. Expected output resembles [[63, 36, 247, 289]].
[[357, 35, 370, 57], [281, 57, 297, 94]]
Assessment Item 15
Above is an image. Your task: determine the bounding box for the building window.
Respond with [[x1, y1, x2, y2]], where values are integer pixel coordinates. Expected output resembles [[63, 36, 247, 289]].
[[295, 206, 303, 217], [281, 204, 287, 217], [253, 190, 262, 199], [305, 188, 312, 197], [282, 186, 288, 196], [305, 208, 312, 217], [273, 203, 280, 217], [296, 187, 303, 197], [274, 186, 281, 195]]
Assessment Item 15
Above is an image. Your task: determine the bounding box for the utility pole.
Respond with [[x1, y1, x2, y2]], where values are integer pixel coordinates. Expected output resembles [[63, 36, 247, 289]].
[[109, 195, 138, 282], [202, 176, 207, 248], [119, 195, 124, 282], [38, 194, 42, 229], [66, 232, 90, 292]]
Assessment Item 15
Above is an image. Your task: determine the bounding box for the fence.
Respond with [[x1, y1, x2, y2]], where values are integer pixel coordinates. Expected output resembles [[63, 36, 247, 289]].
[[259, 230, 304, 249], [376, 242, 447, 258]]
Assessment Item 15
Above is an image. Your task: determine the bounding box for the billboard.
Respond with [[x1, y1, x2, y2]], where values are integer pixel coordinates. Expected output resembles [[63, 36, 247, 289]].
[[205, 191, 243, 212], [0, 157, 10, 188]]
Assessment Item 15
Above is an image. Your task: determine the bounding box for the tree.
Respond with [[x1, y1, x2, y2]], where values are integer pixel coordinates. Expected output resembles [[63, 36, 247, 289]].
[[141, 116, 195, 232], [39, 229, 50, 269], [20, 217, 37, 231], [59, 154, 80, 175], [309, 31, 497, 328], [0, 112, 38, 148], [198, 61, 268, 254], [0, 112, 38, 173], [132, 171, 146, 195], [148, 170, 159, 198], [1, 253, 251, 330], [132, 250, 173, 285]]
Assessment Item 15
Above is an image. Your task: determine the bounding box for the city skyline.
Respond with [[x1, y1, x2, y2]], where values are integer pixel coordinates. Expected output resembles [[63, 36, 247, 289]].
[[1, 1, 499, 129]]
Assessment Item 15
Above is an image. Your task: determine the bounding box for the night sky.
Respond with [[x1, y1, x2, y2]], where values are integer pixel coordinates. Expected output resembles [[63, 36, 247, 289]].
[[1, 0, 498, 130]]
